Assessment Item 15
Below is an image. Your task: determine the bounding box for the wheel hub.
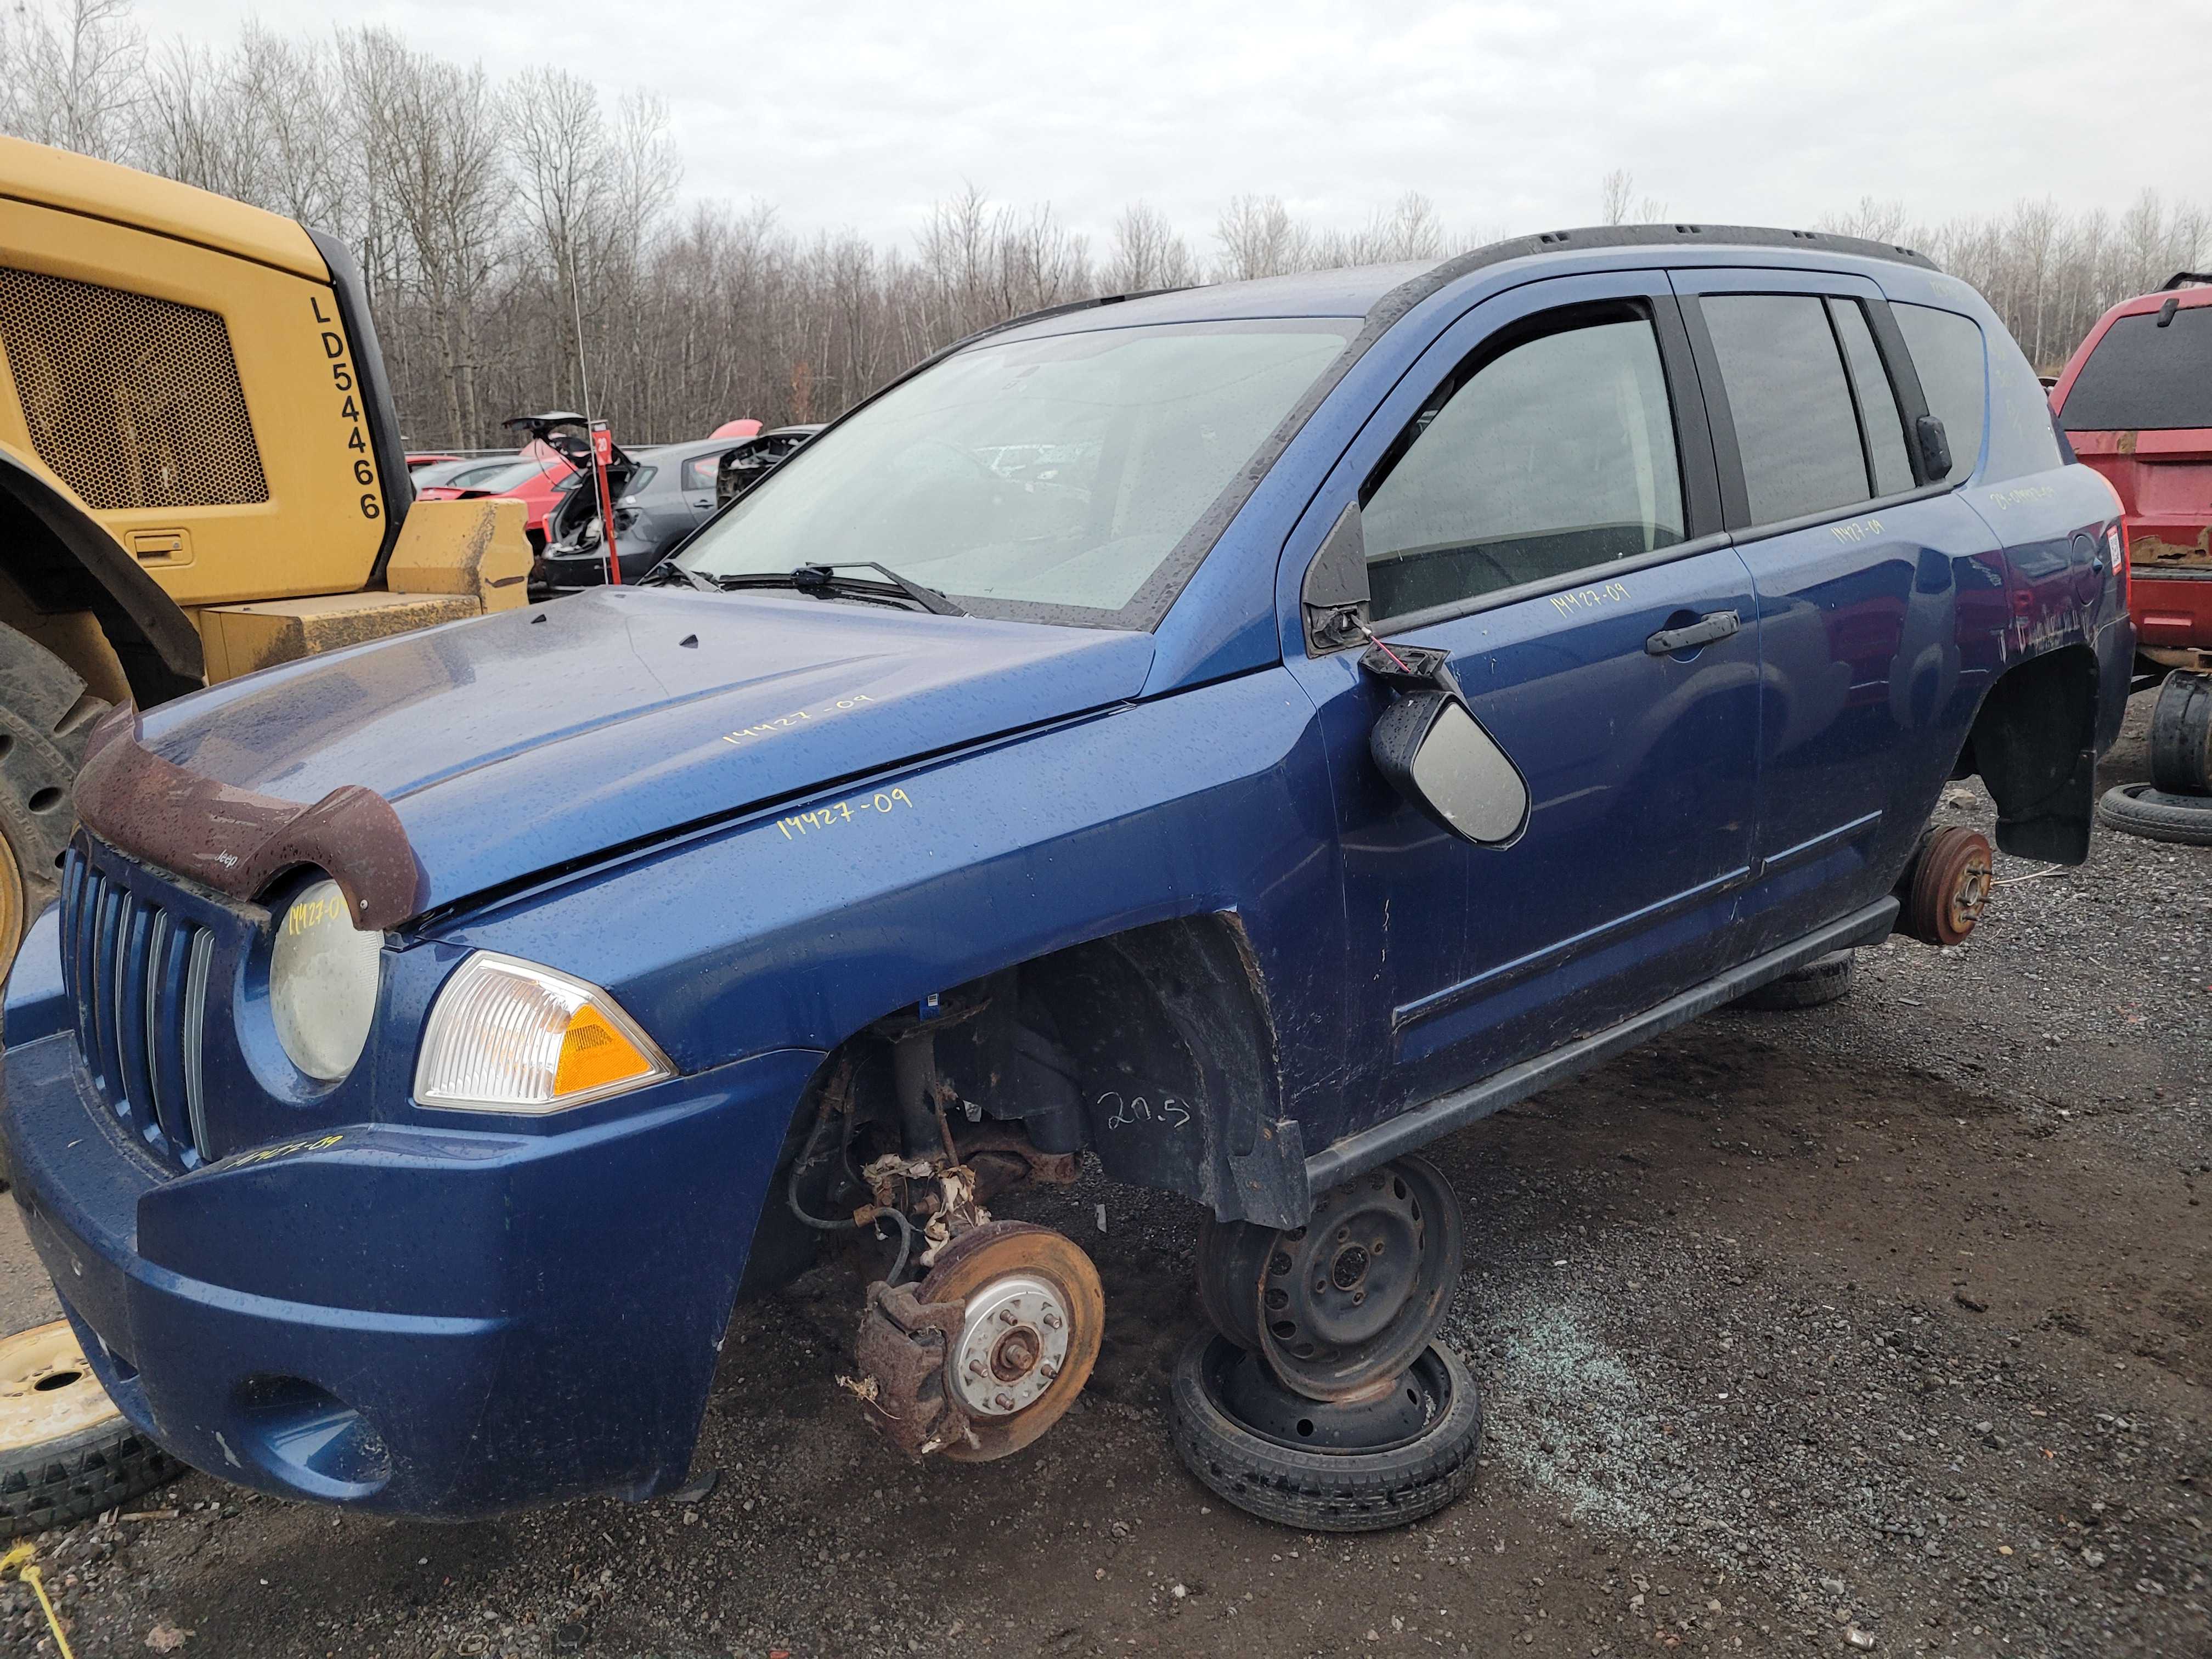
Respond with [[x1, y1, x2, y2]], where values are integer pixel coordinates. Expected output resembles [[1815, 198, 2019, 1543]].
[[950, 1274, 1069, 1417]]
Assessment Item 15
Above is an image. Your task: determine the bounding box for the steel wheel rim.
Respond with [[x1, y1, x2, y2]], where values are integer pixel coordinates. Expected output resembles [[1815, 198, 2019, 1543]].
[[1257, 1155, 1463, 1402], [0, 1320, 121, 1454]]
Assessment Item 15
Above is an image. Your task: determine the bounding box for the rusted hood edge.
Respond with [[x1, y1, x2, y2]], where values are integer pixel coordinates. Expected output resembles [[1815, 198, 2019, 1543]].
[[76, 703, 425, 930]]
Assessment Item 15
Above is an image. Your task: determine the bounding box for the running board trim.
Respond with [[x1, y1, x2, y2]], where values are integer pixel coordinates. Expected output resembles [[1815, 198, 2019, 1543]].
[[1304, 898, 1899, 1195]]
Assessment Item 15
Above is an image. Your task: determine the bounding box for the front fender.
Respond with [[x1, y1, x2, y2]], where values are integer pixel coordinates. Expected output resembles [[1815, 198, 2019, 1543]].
[[420, 667, 1346, 1102]]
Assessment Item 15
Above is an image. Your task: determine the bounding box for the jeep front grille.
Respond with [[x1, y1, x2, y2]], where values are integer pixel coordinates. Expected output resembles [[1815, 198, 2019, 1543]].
[[59, 847, 213, 1166], [0, 265, 269, 511]]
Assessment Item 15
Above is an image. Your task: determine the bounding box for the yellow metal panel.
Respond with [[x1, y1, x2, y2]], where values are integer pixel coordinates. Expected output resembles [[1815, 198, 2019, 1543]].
[[198, 591, 479, 682], [0, 194, 386, 608], [0, 137, 324, 280], [385, 499, 531, 612]]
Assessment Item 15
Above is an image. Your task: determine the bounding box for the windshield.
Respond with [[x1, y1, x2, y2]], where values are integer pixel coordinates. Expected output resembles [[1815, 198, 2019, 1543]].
[[677, 319, 1354, 622]]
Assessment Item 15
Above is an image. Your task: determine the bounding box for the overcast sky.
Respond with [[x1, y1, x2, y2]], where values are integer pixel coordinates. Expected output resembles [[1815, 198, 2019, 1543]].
[[124, 0, 2205, 251]]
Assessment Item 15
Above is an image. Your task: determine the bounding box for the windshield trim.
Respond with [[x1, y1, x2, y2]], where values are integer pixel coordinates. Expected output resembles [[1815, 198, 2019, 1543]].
[[670, 314, 1378, 633]]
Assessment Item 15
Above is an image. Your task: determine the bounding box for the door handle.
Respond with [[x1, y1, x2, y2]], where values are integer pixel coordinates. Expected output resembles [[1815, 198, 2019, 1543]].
[[1645, 610, 1741, 656]]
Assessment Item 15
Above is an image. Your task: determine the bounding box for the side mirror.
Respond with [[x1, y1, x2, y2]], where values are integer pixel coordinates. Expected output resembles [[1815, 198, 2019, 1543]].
[[1915, 414, 1953, 481], [1364, 645, 1530, 847]]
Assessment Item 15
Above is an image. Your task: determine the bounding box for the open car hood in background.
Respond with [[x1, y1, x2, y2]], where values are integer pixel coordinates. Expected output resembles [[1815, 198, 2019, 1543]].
[[138, 588, 1156, 916]]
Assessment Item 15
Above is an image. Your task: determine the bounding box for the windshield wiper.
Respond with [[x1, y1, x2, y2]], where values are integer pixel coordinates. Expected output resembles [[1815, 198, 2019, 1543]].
[[704, 562, 966, 616]]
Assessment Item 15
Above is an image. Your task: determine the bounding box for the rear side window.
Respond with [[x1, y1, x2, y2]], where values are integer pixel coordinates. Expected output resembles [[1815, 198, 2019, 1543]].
[[1827, 300, 1914, 496], [1702, 295, 1869, 524], [1361, 307, 1684, 621], [1896, 304, 1987, 471], [681, 454, 722, 491], [2060, 307, 2212, 431]]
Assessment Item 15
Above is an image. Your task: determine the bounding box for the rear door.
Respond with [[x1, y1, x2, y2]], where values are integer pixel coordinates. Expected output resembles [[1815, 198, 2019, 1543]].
[[1285, 272, 1760, 1125], [1671, 269, 2008, 951]]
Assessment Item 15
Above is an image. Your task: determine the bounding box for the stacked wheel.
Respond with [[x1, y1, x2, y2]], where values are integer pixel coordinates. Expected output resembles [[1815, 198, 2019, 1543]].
[[1173, 1155, 1480, 1531], [2, 1322, 180, 1538]]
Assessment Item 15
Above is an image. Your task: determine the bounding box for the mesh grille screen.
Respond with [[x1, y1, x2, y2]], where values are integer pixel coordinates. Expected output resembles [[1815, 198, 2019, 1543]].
[[0, 266, 269, 511]]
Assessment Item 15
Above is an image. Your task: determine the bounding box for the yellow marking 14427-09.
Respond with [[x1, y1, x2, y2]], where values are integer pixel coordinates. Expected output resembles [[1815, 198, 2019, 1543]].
[[778, 787, 915, 840]]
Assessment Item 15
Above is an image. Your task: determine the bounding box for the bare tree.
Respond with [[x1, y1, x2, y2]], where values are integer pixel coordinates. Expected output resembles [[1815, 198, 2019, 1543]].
[[2, 0, 2204, 442], [1105, 202, 1195, 291], [1215, 194, 1311, 281], [0, 0, 142, 160]]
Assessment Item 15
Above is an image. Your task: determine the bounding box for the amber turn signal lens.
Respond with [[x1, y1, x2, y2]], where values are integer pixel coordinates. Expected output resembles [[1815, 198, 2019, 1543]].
[[414, 952, 673, 1114], [554, 1003, 656, 1097]]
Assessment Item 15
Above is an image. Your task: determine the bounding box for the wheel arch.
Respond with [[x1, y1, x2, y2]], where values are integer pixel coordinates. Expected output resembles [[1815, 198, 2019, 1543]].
[[0, 446, 204, 708], [1951, 642, 2101, 865], [774, 909, 1311, 1234]]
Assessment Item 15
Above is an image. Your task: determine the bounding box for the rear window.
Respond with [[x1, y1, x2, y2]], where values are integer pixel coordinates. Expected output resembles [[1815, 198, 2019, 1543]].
[[2061, 307, 2212, 432], [1895, 304, 1987, 470], [1703, 294, 1871, 524]]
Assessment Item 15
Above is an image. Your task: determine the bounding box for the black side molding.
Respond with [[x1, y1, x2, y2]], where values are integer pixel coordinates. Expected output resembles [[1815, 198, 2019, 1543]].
[[1302, 899, 1899, 1196]]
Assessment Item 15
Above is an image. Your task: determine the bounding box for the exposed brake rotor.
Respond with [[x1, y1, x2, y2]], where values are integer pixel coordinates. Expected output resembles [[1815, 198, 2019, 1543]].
[[1903, 826, 1994, 946], [919, 1221, 1103, 1461]]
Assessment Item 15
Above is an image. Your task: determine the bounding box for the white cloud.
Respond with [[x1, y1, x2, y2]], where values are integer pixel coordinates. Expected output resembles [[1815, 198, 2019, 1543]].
[[121, 0, 2202, 251]]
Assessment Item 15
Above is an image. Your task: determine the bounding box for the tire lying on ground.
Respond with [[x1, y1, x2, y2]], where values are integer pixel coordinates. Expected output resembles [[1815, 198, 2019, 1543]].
[[1, 1321, 183, 1537], [2097, 782, 2212, 847], [1733, 947, 1856, 1012], [1169, 1331, 1481, 1532]]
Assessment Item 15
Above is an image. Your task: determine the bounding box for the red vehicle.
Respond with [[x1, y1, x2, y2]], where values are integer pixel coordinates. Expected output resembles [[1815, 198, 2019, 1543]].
[[414, 453, 578, 551], [2051, 273, 2212, 803]]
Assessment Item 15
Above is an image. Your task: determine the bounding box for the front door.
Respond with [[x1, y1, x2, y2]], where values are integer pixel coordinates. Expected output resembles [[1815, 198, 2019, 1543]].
[[1285, 275, 1761, 1131]]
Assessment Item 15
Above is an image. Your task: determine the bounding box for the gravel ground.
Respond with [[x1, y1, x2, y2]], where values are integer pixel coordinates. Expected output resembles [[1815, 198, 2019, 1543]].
[[3, 694, 2206, 1658]]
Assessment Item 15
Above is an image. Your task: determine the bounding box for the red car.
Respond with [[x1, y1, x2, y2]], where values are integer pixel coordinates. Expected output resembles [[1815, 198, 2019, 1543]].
[[2051, 272, 2212, 799], [413, 453, 578, 551]]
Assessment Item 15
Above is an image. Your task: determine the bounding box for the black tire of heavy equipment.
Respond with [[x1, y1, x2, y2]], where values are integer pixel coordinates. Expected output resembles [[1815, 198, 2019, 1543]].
[[1169, 1332, 1482, 1532], [2097, 783, 2212, 846], [0, 1417, 184, 1539], [2148, 672, 2212, 795], [0, 625, 108, 951], [1733, 947, 1856, 1012]]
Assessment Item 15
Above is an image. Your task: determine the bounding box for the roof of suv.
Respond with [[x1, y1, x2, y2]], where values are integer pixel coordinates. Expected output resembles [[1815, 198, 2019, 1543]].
[[982, 223, 1938, 346]]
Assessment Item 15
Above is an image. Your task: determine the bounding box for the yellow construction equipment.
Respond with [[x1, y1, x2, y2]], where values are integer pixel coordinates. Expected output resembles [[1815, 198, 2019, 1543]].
[[0, 136, 529, 965]]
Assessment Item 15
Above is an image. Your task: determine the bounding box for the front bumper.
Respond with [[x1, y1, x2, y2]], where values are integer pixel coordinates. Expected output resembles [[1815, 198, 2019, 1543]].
[[2, 1030, 819, 1517]]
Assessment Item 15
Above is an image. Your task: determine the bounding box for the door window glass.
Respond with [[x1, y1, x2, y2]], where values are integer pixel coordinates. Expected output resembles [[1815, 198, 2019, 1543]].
[[1895, 303, 1987, 472], [1703, 294, 1870, 524], [682, 454, 723, 492], [1827, 299, 1914, 495], [1363, 311, 1684, 620]]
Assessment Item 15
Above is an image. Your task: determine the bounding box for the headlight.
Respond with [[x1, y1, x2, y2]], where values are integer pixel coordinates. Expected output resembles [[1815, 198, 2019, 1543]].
[[270, 878, 383, 1081], [414, 952, 673, 1114]]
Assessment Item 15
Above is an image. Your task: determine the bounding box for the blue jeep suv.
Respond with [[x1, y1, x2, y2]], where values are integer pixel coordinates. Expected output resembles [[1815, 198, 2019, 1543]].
[[1, 224, 2131, 1531]]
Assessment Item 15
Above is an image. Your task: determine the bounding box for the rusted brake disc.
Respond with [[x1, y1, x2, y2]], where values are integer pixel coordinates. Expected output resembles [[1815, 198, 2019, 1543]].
[[919, 1220, 1103, 1462], [1902, 826, 1994, 947], [850, 1220, 1103, 1463]]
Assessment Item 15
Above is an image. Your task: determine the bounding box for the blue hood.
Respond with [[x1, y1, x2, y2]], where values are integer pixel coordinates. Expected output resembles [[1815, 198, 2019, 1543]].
[[140, 588, 1156, 915]]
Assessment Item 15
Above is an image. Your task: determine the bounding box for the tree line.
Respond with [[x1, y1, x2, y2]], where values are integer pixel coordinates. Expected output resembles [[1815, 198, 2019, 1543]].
[[2, 0, 2205, 452]]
